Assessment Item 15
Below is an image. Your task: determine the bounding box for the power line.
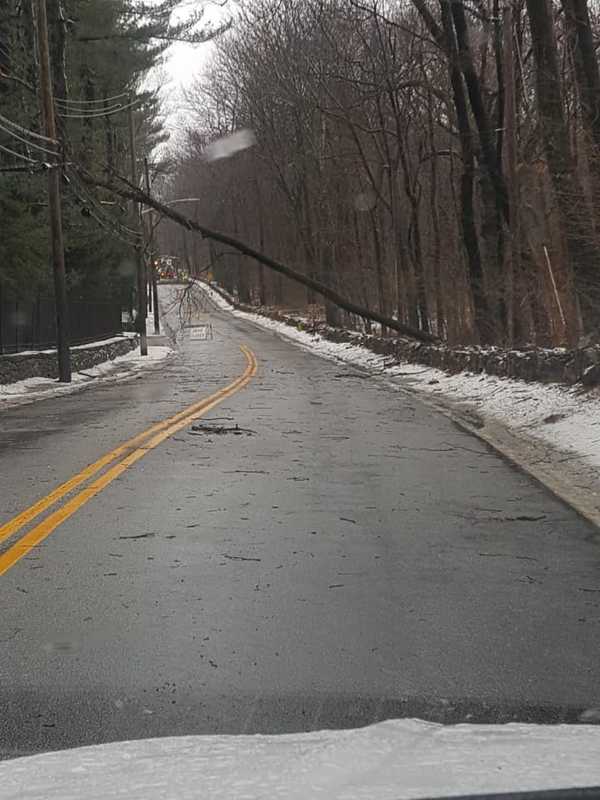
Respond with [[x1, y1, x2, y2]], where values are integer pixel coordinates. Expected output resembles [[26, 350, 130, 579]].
[[84, 205, 139, 246], [67, 184, 140, 247], [0, 142, 41, 164], [65, 167, 141, 245], [57, 97, 143, 120], [0, 119, 59, 156], [55, 90, 130, 107], [0, 164, 41, 173], [0, 112, 58, 144], [56, 98, 129, 113]]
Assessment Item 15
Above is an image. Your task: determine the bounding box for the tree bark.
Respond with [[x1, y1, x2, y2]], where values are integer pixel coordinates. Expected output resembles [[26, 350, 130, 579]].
[[438, 1, 494, 343], [526, 0, 599, 333], [503, 4, 520, 346], [561, 0, 600, 150], [446, 0, 508, 340], [561, 0, 600, 223], [448, 0, 508, 222]]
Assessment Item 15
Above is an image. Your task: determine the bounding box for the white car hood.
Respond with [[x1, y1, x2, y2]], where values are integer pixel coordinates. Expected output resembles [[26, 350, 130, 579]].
[[3, 718, 600, 800]]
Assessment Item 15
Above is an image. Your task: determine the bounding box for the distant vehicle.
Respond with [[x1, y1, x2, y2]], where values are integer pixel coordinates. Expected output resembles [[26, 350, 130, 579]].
[[157, 268, 190, 282]]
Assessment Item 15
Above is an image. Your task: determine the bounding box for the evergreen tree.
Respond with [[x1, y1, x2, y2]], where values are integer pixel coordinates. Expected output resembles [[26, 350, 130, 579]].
[[1, 0, 220, 302]]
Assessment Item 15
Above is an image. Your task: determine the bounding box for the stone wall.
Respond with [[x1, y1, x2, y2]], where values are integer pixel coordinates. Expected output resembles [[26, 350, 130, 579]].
[[206, 282, 600, 387], [0, 336, 138, 385], [298, 324, 600, 386]]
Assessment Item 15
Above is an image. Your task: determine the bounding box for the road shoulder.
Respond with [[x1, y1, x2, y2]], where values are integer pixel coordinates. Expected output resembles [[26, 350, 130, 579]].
[[0, 339, 173, 410]]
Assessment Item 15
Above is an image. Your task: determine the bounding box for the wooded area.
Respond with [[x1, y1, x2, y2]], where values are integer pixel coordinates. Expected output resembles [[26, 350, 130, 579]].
[[0, 0, 216, 308], [4, 1, 600, 350], [162, 0, 600, 347]]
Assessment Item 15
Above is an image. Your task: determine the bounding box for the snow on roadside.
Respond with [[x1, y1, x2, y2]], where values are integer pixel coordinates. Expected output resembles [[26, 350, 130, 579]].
[[199, 280, 600, 480], [0, 342, 173, 408], [1, 333, 137, 359], [389, 362, 600, 470]]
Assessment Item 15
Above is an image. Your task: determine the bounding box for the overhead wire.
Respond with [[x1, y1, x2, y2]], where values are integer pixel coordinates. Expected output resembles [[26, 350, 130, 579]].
[[0, 44, 147, 247], [0, 142, 41, 164], [4, 33, 130, 108], [67, 188, 140, 247], [57, 97, 143, 120], [55, 90, 130, 106], [0, 39, 134, 111], [57, 109, 141, 245], [0, 164, 40, 173], [1, 36, 143, 242], [66, 164, 127, 220], [0, 112, 58, 144], [65, 166, 141, 246], [0, 119, 59, 156], [56, 100, 130, 115]]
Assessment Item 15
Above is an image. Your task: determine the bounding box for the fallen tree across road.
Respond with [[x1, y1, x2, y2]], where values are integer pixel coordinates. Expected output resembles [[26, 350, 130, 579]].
[[76, 168, 438, 344]]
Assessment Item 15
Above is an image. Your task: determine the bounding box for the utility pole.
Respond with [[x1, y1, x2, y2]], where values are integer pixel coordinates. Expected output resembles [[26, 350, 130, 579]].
[[127, 94, 148, 355], [34, 0, 71, 382], [143, 159, 152, 316], [144, 157, 160, 335]]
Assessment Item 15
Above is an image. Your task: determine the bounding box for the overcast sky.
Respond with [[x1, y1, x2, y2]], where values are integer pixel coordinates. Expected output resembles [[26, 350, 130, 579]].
[[167, 1, 230, 85], [154, 2, 228, 144], [165, 40, 211, 89]]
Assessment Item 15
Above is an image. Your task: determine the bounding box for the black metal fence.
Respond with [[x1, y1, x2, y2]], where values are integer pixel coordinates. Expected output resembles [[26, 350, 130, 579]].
[[0, 296, 123, 355]]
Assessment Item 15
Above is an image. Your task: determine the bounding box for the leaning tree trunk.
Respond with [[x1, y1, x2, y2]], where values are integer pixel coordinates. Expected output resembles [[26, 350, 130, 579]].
[[82, 169, 439, 342], [561, 0, 600, 149]]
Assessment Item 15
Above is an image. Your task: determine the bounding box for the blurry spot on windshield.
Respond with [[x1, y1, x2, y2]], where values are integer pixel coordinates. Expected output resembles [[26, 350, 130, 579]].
[[203, 129, 257, 161]]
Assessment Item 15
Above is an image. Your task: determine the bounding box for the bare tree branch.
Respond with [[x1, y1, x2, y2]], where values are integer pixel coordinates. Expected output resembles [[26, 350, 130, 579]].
[[77, 167, 438, 343]]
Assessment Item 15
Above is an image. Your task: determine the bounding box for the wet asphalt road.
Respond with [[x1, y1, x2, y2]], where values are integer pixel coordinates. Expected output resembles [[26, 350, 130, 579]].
[[1, 284, 600, 759]]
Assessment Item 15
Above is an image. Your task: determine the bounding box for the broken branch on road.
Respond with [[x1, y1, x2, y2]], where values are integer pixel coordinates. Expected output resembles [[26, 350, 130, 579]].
[[189, 423, 256, 436], [222, 554, 262, 562]]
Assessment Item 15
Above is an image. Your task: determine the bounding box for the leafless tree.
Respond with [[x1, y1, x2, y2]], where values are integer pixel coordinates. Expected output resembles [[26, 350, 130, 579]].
[[159, 0, 600, 347]]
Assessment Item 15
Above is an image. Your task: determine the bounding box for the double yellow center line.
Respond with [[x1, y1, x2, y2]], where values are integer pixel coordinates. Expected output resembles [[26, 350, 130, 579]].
[[0, 345, 257, 578]]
